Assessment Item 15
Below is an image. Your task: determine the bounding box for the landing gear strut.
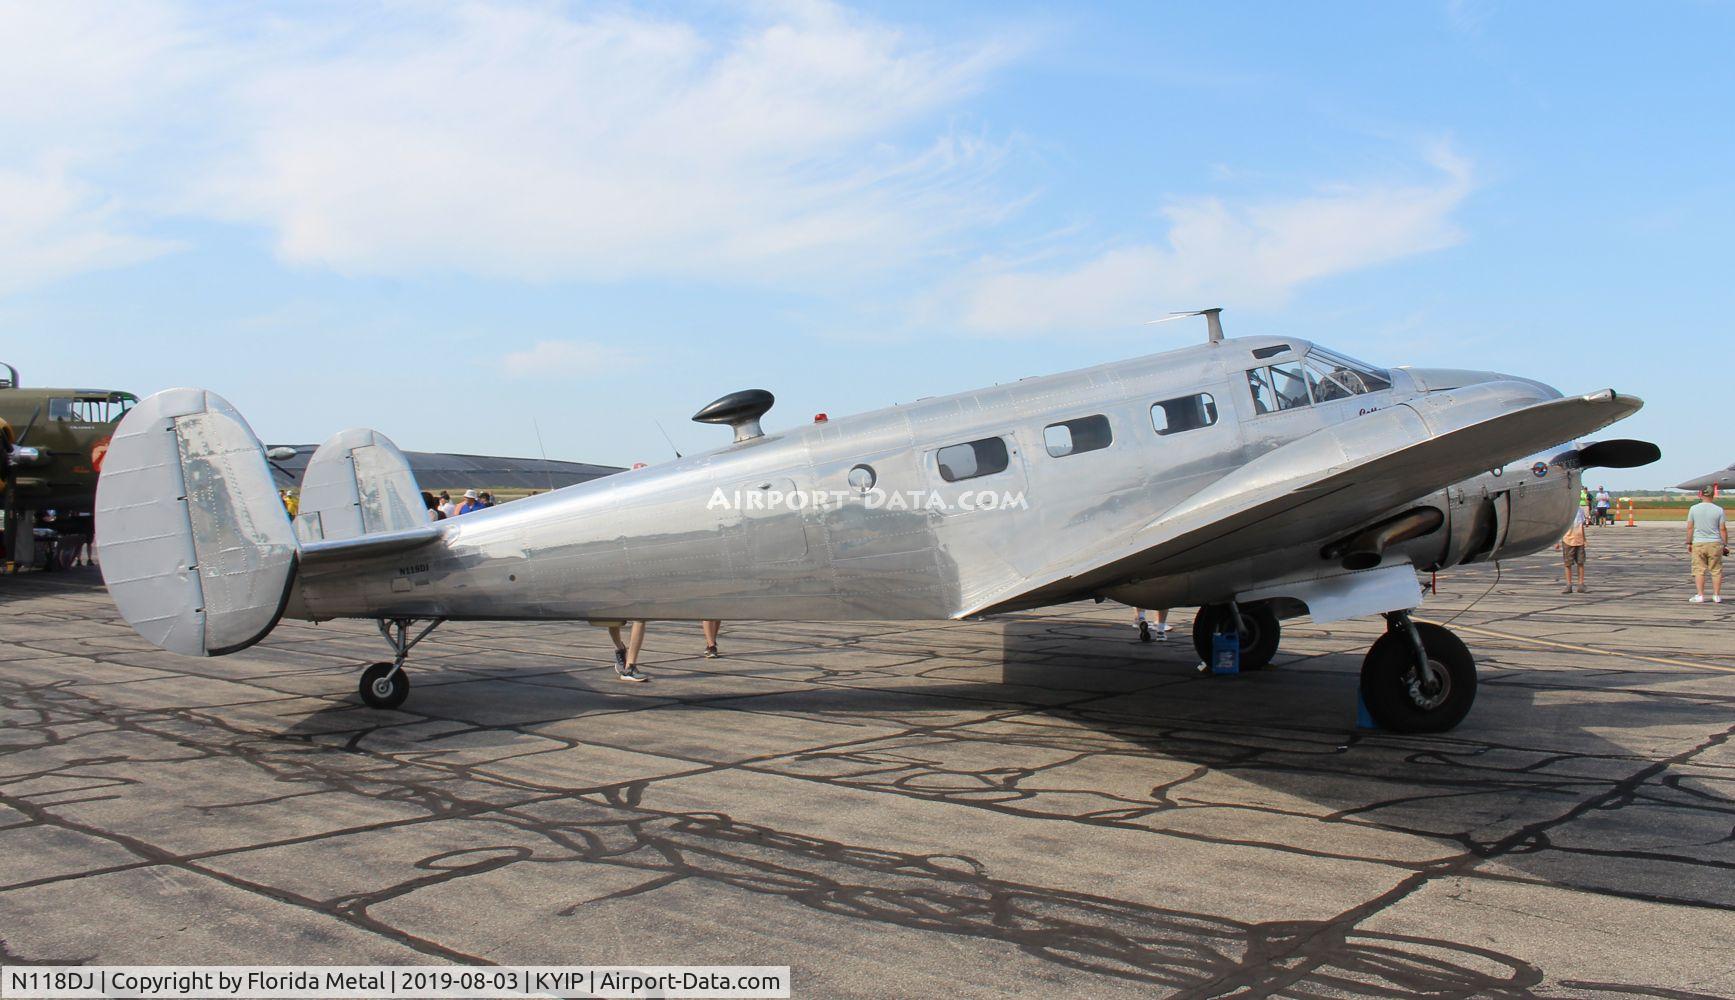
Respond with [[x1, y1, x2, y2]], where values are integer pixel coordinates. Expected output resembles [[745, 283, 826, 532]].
[[359, 617, 444, 709], [1191, 601, 1281, 670], [1358, 611, 1476, 733]]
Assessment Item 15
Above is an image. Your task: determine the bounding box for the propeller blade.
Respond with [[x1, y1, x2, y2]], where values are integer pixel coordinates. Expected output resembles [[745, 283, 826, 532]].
[[14, 404, 41, 447], [1552, 438, 1661, 470]]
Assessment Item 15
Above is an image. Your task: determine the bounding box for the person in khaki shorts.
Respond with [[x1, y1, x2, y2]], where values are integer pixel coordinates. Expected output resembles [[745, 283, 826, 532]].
[[1554, 505, 1589, 594], [1686, 488, 1727, 604]]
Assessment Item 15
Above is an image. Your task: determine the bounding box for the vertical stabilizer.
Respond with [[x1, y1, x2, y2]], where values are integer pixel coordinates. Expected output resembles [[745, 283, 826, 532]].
[[96, 389, 298, 656], [294, 428, 425, 543]]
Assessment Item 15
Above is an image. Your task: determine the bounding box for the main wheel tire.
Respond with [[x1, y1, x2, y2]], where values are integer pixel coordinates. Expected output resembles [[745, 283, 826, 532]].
[[360, 661, 410, 709], [1359, 622, 1475, 733], [1190, 603, 1281, 670]]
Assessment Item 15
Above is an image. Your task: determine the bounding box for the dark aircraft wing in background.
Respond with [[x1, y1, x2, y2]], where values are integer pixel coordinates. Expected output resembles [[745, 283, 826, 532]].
[[267, 446, 622, 491], [1677, 463, 1735, 492]]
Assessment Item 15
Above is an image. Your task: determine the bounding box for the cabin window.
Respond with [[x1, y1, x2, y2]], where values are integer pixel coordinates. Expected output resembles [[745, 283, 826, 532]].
[[936, 436, 1011, 482], [847, 464, 877, 492], [1151, 393, 1218, 435], [1043, 415, 1113, 457]]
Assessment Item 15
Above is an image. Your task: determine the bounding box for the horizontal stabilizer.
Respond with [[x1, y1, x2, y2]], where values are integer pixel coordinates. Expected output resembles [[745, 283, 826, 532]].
[[300, 525, 441, 567]]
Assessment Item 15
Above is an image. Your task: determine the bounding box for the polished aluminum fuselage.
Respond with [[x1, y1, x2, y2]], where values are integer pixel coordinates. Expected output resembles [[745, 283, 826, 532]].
[[288, 337, 1578, 623]]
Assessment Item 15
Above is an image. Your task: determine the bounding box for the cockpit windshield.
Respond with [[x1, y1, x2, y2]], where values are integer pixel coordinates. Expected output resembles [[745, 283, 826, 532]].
[[1246, 346, 1391, 414], [1302, 347, 1391, 401]]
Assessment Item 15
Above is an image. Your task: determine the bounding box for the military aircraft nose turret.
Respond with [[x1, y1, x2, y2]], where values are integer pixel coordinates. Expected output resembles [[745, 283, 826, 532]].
[[693, 388, 775, 443]]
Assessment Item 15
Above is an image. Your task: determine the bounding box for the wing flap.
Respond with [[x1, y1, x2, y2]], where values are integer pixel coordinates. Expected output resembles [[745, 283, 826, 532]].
[[959, 387, 1642, 617]]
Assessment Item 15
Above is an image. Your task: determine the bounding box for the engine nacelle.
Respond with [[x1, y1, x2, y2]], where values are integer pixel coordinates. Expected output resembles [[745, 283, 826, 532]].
[[1383, 454, 1582, 571]]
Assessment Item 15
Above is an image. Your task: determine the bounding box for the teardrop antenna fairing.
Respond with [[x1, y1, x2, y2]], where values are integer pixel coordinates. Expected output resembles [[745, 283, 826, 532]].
[[692, 389, 775, 443]]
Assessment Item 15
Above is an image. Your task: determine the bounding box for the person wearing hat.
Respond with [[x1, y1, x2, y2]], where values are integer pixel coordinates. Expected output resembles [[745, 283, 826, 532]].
[[456, 489, 484, 515]]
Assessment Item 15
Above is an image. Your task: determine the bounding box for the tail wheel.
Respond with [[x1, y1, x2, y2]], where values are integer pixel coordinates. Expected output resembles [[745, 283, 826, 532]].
[[1359, 622, 1476, 733], [360, 662, 410, 709], [1191, 602, 1281, 670]]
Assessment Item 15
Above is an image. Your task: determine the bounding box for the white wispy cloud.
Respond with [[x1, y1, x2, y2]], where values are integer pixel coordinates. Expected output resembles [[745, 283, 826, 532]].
[[0, 0, 1022, 296], [958, 144, 1474, 335], [500, 339, 643, 379], [0, 1, 194, 294], [0, 161, 177, 296]]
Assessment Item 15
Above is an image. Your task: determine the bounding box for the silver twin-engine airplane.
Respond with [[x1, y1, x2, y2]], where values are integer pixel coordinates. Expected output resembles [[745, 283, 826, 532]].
[[95, 311, 1658, 733]]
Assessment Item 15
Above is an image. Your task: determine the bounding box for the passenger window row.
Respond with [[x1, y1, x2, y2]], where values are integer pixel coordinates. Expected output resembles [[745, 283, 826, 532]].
[[935, 392, 1220, 482]]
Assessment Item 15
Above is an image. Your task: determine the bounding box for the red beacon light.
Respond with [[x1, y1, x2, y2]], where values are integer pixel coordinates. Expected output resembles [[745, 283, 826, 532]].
[[813, 413, 829, 423]]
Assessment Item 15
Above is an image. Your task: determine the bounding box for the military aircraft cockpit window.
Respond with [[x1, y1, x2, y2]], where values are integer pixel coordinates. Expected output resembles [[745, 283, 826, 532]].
[[1043, 415, 1113, 457], [69, 398, 124, 423], [47, 397, 75, 421], [1301, 348, 1392, 401], [936, 436, 1011, 483], [1151, 393, 1218, 435]]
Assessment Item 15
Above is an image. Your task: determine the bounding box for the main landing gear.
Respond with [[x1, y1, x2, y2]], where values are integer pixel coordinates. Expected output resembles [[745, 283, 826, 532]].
[[359, 617, 445, 709], [1358, 610, 1476, 733], [1191, 601, 1281, 670]]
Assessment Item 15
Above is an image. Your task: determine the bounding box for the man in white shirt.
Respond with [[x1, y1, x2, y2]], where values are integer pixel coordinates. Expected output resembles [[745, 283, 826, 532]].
[[1686, 488, 1728, 604]]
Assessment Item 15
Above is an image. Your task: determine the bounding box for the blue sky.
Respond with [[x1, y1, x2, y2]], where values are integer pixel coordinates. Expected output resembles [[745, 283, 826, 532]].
[[1, 1, 1729, 485]]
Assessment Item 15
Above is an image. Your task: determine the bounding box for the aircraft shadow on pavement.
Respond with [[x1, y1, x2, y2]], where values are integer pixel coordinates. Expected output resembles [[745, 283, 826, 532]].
[[256, 615, 1735, 997]]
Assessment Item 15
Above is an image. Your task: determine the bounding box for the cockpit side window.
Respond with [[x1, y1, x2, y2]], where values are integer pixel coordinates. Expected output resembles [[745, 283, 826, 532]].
[[1246, 369, 1276, 415], [48, 397, 75, 421], [1269, 362, 1311, 410]]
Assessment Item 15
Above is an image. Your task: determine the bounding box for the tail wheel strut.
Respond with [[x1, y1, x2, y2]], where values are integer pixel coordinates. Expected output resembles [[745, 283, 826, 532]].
[[360, 617, 444, 709]]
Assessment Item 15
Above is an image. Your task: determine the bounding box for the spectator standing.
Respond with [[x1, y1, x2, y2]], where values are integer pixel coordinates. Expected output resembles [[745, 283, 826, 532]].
[[455, 490, 484, 515], [1134, 607, 1170, 642], [437, 491, 457, 518], [1686, 488, 1727, 604], [1594, 486, 1612, 526], [1555, 505, 1589, 594], [607, 621, 649, 681], [702, 619, 723, 658]]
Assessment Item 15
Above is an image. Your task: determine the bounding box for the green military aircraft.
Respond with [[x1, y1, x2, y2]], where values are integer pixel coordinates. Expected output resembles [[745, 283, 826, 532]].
[[1, 363, 138, 566]]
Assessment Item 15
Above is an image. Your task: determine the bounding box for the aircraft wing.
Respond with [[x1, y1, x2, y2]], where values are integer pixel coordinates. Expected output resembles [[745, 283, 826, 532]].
[[958, 387, 1642, 618]]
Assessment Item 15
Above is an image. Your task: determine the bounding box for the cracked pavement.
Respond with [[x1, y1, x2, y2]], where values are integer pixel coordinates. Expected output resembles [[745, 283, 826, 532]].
[[2, 524, 1732, 997]]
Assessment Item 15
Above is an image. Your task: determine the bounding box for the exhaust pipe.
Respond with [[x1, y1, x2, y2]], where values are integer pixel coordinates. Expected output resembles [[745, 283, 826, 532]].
[[1324, 508, 1445, 571]]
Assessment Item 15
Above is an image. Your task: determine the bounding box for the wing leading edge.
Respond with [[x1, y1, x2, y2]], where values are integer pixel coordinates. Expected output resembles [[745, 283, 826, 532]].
[[957, 386, 1643, 618]]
